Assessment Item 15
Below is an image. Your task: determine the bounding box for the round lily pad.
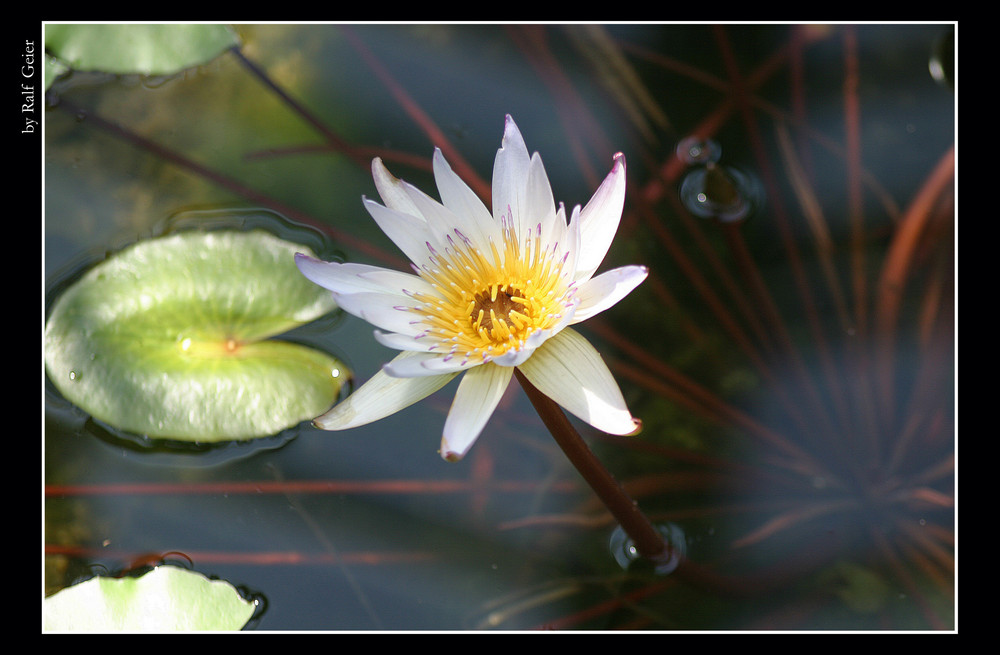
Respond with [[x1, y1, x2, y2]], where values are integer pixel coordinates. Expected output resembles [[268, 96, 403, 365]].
[[44, 229, 343, 442]]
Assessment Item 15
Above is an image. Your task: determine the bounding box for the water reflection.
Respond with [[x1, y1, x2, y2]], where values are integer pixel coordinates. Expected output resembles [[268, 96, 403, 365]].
[[679, 164, 761, 223], [609, 523, 686, 575], [677, 137, 762, 223], [676, 136, 722, 166]]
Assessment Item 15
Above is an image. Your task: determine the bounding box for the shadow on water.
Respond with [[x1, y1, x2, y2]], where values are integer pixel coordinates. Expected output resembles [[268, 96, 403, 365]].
[[43, 23, 955, 630]]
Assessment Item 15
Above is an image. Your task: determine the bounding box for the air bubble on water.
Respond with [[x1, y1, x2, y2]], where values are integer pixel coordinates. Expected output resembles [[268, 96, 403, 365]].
[[609, 522, 687, 575], [676, 136, 722, 165], [679, 164, 761, 223]]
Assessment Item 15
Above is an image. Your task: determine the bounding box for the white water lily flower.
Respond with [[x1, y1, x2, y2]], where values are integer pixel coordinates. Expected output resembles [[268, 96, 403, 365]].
[[296, 115, 647, 461]]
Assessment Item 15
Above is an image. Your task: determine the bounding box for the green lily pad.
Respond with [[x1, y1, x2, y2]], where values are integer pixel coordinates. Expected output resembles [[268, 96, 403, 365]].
[[43, 566, 256, 631], [44, 229, 342, 442], [44, 54, 69, 91], [45, 24, 239, 76]]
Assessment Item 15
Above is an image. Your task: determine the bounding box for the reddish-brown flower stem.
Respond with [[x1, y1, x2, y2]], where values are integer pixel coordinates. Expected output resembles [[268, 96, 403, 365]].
[[514, 369, 671, 565]]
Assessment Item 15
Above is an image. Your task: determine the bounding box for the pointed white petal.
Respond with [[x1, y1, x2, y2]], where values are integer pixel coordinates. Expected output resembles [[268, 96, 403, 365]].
[[381, 351, 443, 377], [492, 114, 532, 239], [335, 291, 421, 336], [400, 177, 497, 263], [525, 152, 557, 234], [490, 346, 537, 367], [362, 197, 435, 267], [432, 148, 501, 254], [574, 152, 627, 282], [372, 329, 437, 352], [383, 350, 486, 377], [562, 203, 582, 281], [489, 316, 569, 367], [313, 351, 457, 430], [295, 254, 433, 298], [571, 265, 648, 323], [295, 253, 352, 291], [517, 327, 641, 436], [537, 202, 567, 265], [371, 157, 425, 217], [419, 353, 491, 374], [440, 363, 513, 461], [358, 268, 437, 297]]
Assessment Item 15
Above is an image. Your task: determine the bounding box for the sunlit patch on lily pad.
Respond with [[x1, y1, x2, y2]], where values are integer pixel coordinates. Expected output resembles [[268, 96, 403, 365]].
[[44, 229, 343, 442], [43, 565, 257, 632]]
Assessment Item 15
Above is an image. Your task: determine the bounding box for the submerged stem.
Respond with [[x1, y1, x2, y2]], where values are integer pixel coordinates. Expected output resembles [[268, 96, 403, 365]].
[[514, 369, 671, 565]]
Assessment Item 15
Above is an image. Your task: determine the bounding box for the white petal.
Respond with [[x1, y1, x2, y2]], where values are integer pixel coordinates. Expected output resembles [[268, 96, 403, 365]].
[[440, 363, 513, 461], [419, 353, 491, 374], [574, 152, 627, 282], [432, 148, 501, 254], [400, 178, 497, 263], [313, 351, 457, 430], [295, 254, 432, 297], [489, 319, 566, 367], [492, 114, 532, 239], [571, 265, 648, 323], [335, 291, 421, 336], [538, 202, 567, 264], [371, 157, 424, 217], [358, 268, 438, 297], [362, 197, 434, 268], [490, 346, 538, 367], [562, 203, 582, 281], [381, 351, 441, 377], [372, 329, 437, 352], [525, 152, 557, 235], [383, 350, 486, 377], [516, 327, 641, 436]]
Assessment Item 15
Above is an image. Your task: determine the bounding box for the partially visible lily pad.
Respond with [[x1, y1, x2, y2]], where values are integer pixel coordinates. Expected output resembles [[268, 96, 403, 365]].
[[44, 229, 342, 442], [44, 53, 69, 91], [43, 566, 256, 631], [45, 24, 239, 77]]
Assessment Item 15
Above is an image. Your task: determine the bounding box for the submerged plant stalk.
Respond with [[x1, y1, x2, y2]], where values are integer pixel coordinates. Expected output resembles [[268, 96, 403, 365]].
[[514, 369, 671, 566]]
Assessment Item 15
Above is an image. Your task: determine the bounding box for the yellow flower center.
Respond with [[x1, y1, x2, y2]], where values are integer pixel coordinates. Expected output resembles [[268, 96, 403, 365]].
[[408, 221, 574, 364]]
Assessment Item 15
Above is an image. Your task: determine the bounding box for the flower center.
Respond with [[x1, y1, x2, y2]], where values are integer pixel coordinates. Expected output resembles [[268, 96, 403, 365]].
[[407, 221, 574, 364], [470, 286, 527, 338]]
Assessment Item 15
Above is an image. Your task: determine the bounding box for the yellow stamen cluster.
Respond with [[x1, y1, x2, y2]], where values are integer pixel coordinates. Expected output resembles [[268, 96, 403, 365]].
[[408, 220, 574, 364]]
